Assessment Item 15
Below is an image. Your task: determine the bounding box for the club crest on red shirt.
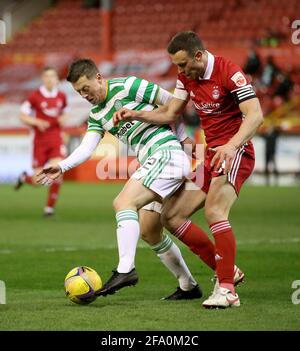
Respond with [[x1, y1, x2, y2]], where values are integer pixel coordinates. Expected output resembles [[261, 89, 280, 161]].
[[212, 87, 220, 100]]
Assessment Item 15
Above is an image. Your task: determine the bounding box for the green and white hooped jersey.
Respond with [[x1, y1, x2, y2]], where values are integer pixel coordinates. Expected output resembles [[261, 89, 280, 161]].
[[87, 76, 181, 164]]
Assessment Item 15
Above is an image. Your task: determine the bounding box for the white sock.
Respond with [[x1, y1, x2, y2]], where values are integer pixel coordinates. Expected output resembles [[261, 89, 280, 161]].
[[116, 210, 140, 273], [151, 234, 197, 291]]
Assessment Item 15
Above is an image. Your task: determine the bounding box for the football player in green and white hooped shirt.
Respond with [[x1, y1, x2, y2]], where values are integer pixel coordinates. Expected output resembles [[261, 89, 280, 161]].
[[37, 59, 202, 299]]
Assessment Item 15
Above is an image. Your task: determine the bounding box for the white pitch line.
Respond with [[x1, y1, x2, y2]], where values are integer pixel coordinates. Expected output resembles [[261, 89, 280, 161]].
[[236, 237, 300, 245], [0, 249, 12, 254], [0, 238, 299, 255]]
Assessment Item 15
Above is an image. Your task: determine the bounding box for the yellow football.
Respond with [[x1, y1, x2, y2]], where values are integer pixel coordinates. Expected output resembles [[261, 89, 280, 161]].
[[64, 266, 102, 305]]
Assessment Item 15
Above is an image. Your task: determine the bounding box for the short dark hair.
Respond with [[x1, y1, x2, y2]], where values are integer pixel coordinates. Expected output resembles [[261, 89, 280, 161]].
[[67, 58, 98, 83], [42, 66, 57, 74], [167, 31, 205, 57]]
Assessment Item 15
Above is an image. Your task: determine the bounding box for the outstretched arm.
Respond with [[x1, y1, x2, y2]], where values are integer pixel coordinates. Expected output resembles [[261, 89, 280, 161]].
[[113, 92, 188, 126], [36, 131, 102, 185]]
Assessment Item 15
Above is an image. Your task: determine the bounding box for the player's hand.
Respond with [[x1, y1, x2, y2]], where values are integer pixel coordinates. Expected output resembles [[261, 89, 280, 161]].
[[210, 143, 237, 174], [36, 119, 50, 132], [36, 164, 62, 185], [113, 108, 138, 126]]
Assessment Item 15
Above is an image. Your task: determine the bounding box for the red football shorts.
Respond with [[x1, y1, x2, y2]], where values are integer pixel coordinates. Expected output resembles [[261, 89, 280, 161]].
[[199, 142, 255, 196], [32, 140, 67, 168]]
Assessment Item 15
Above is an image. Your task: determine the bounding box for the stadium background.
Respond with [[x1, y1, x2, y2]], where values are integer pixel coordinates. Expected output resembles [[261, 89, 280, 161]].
[[0, 0, 300, 330]]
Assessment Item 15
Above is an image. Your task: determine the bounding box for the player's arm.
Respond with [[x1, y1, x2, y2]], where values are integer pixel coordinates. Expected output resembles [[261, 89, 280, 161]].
[[229, 98, 264, 148], [36, 131, 102, 184], [211, 97, 263, 173], [19, 100, 50, 132], [113, 76, 189, 125], [211, 65, 264, 173], [114, 95, 187, 125]]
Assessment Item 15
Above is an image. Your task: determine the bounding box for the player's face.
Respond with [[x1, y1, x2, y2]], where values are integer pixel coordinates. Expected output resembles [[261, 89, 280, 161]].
[[73, 73, 105, 105], [171, 50, 205, 80], [42, 70, 59, 90]]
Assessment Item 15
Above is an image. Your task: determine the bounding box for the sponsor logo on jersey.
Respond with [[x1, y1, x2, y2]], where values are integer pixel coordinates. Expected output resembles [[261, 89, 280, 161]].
[[193, 101, 220, 114], [230, 72, 247, 87], [116, 121, 135, 138], [43, 108, 60, 117]]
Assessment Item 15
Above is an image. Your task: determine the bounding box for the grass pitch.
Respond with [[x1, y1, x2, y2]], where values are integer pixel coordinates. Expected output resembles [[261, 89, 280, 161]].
[[0, 182, 300, 330]]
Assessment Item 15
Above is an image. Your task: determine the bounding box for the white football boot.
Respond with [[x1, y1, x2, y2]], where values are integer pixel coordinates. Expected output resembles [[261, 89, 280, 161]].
[[202, 287, 240, 309], [211, 265, 245, 297]]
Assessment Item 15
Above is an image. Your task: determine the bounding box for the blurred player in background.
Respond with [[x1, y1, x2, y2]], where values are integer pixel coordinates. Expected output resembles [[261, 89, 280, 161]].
[[15, 66, 68, 217], [114, 31, 264, 309]]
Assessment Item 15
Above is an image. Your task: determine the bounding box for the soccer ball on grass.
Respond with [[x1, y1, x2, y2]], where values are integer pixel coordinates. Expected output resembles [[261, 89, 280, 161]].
[[64, 266, 102, 305]]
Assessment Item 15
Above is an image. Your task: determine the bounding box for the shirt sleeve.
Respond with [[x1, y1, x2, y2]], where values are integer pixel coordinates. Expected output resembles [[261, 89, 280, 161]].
[[154, 87, 173, 105], [173, 78, 189, 101], [126, 76, 159, 105], [87, 115, 105, 137], [224, 60, 257, 104], [58, 131, 102, 173], [20, 93, 36, 115]]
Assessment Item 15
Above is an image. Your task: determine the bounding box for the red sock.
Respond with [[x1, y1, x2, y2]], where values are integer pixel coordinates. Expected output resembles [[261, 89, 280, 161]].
[[210, 220, 236, 293], [46, 179, 62, 209], [173, 220, 216, 270], [24, 174, 33, 185]]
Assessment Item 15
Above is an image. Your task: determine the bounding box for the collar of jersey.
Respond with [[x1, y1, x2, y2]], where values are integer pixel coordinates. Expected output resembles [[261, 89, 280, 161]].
[[199, 51, 215, 80], [39, 85, 58, 98]]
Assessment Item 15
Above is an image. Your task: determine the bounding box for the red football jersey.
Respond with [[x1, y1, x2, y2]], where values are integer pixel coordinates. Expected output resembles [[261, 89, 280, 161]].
[[174, 52, 257, 148], [20, 86, 67, 143]]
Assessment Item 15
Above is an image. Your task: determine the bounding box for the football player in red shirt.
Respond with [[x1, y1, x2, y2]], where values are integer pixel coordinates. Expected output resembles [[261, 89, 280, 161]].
[[15, 66, 68, 217], [114, 31, 264, 308]]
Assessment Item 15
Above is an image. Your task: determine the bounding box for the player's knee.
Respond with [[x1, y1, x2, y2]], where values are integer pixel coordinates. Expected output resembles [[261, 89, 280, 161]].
[[113, 196, 135, 212], [113, 197, 124, 212], [204, 205, 226, 224], [161, 211, 181, 233], [141, 231, 163, 246]]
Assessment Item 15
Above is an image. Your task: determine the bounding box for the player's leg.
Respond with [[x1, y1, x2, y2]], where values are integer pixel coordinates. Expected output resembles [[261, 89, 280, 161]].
[[14, 171, 35, 189], [97, 178, 161, 296], [202, 175, 241, 308], [114, 177, 161, 271], [161, 181, 217, 271], [43, 142, 66, 216], [202, 145, 255, 308], [98, 149, 190, 297], [43, 157, 63, 216], [140, 206, 202, 300], [14, 144, 46, 190], [161, 178, 244, 289]]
